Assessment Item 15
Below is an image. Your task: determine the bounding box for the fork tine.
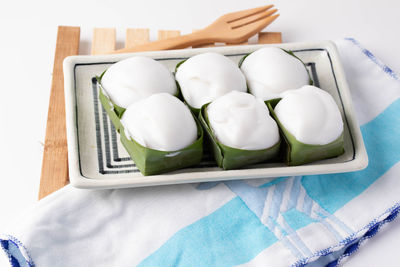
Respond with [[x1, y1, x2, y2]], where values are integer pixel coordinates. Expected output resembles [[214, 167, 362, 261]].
[[233, 14, 280, 40], [229, 8, 278, 29], [225, 4, 274, 23]]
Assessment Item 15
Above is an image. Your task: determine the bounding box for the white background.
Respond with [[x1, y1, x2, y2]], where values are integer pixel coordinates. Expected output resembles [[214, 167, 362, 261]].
[[0, 0, 399, 266]]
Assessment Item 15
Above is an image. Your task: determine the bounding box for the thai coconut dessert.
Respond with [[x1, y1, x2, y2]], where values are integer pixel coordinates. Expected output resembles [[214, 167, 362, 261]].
[[98, 56, 177, 131], [199, 91, 281, 170], [101, 56, 177, 109], [175, 52, 247, 112], [240, 47, 311, 100], [120, 93, 203, 175], [269, 85, 344, 165]]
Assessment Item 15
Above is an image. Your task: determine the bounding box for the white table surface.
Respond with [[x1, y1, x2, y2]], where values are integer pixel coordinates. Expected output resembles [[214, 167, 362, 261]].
[[1, 0, 399, 266]]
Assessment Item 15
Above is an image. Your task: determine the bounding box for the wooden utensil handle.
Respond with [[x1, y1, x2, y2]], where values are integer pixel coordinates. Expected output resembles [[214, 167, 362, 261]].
[[113, 30, 212, 54]]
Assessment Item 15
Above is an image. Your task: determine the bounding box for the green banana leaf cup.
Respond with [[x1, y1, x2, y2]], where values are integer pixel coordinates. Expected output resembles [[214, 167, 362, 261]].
[[266, 99, 344, 166], [174, 59, 202, 116], [120, 114, 204, 176], [238, 48, 314, 86], [96, 71, 126, 132], [199, 103, 281, 170], [97, 69, 203, 176], [97, 69, 181, 133]]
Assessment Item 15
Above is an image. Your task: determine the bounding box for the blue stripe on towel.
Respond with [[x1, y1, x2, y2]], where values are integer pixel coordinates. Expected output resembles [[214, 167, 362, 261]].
[[282, 209, 317, 231], [138, 197, 277, 267], [223, 180, 269, 218], [0, 237, 33, 267], [301, 97, 400, 214], [287, 176, 301, 210], [259, 177, 290, 188], [344, 38, 399, 81]]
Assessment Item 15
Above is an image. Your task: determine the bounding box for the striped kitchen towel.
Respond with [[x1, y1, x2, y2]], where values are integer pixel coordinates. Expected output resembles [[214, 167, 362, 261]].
[[1, 38, 400, 267]]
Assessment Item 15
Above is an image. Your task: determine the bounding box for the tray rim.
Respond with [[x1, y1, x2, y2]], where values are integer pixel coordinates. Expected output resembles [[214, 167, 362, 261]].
[[63, 40, 368, 189]]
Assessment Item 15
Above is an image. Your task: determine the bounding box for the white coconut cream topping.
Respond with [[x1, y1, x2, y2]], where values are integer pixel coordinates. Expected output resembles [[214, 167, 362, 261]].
[[121, 93, 197, 151], [175, 52, 247, 109], [207, 91, 280, 150], [274, 85, 343, 145], [240, 47, 310, 100], [101, 56, 177, 108]]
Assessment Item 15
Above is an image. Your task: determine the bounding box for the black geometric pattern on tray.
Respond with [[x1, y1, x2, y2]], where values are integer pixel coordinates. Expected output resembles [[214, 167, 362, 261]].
[[92, 78, 138, 174], [89, 51, 350, 175]]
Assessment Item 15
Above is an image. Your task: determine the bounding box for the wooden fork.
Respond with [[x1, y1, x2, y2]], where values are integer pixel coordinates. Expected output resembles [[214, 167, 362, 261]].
[[112, 5, 279, 54]]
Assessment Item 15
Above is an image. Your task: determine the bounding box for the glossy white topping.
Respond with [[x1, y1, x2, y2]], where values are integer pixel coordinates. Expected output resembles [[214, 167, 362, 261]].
[[240, 47, 310, 100], [274, 85, 343, 145], [121, 93, 197, 151], [101, 56, 177, 108], [175, 52, 247, 109], [207, 91, 280, 150]]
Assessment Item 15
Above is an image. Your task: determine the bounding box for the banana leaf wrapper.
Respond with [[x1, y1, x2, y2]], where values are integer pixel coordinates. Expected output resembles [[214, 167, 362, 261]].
[[98, 83, 125, 132], [199, 103, 281, 170], [96, 71, 126, 132], [120, 115, 204, 176], [238, 48, 314, 86], [96, 70, 180, 132], [174, 59, 202, 116], [267, 99, 344, 166]]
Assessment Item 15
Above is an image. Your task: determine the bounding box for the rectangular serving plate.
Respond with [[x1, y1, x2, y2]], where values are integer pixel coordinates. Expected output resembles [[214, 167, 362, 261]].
[[63, 41, 368, 189]]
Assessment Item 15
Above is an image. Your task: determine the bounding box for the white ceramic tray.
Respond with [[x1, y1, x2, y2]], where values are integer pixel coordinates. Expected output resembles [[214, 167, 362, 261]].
[[63, 41, 368, 189]]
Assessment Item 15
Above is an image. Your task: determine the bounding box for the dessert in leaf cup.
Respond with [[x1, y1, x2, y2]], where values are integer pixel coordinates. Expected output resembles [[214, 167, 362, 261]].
[[175, 52, 247, 114], [240, 47, 312, 100], [97, 56, 178, 131], [267, 85, 344, 165], [199, 91, 281, 170], [120, 93, 203, 176]]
